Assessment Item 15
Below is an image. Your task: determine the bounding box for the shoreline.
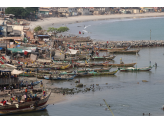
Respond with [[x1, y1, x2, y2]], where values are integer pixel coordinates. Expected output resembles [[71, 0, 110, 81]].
[[29, 12, 164, 30]]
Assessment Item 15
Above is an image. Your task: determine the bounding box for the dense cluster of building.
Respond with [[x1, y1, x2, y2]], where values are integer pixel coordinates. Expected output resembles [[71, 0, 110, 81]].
[[1, 7, 164, 18], [37, 7, 164, 18]]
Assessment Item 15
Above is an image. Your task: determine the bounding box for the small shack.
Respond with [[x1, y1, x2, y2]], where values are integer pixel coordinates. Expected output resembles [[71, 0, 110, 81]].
[[37, 35, 50, 41]]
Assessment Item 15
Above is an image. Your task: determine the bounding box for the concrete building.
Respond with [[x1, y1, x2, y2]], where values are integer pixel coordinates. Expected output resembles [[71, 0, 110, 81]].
[[68, 7, 78, 16], [77, 7, 91, 15], [119, 9, 140, 14], [38, 7, 58, 17], [140, 7, 154, 12], [93, 7, 110, 15], [57, 7, 69, 17]]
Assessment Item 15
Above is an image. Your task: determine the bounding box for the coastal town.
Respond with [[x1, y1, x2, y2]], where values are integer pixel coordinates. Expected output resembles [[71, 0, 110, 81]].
[[0, 6, 164, 116]]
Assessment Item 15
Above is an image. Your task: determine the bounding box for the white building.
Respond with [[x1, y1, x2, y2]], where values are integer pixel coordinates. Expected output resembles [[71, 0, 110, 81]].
[[0, 7, 7, 12]]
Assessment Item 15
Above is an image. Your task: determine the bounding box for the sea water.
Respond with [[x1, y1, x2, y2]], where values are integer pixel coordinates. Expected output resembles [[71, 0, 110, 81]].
[[18, 17, 164, 116]]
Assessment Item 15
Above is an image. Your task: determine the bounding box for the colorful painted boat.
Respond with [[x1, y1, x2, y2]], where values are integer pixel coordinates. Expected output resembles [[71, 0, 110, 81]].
[[103, 63, 136, 67], [0, 104, 48, 115], [20, 80, 42, 87], [19, 72, 36, 77], [77, 67, 112, 73], [44, 75, 76, 80], [59, 64, 71, 70], [108, 49, 140, 54], [96, 46, 129, 51], [89, 70, 118, 76], [90, 55, 116, 60], [119, 66, 153, 71], [0, 91, 51, 111]]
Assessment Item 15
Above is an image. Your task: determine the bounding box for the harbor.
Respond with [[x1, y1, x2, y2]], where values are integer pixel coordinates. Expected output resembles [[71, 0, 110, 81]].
[[0, 8, 164, 116]]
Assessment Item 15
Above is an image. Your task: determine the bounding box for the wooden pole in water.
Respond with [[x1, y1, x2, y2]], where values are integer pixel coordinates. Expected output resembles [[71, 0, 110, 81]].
[[103, 99, 114, 116], [150, 29, 151, 40]]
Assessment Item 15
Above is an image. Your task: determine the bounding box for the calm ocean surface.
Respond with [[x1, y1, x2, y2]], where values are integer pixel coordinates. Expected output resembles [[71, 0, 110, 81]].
[[20, 17, 164, 116]]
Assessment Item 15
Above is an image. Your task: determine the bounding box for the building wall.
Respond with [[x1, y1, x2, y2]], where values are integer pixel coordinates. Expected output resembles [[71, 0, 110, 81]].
[[133, 9, 140, 14], [58, 7, 69, 12], [11, 25, 24, 38]]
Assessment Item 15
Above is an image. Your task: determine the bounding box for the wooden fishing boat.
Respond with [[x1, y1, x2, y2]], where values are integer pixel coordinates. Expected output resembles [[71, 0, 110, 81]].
[[59, 64, 71, 70], [73, 62, 94, 67], [59, 71, 77, 75], [77, 67, 112, 73], [103, 63, 136, 67], [96, 46, 128, 51], [90, 55, 116, 60], [108, 49, 140, 54], [20, 80, 42, 87], [90, 70, 118, 76], [119, 66, 153, 72], [37, 70, 51, 74], [19, 72, 36, 77], [76, 72, 93, 77], [44, 75, 76, 80], [0, 91, 51, 111], [0, 104, 48, 115]]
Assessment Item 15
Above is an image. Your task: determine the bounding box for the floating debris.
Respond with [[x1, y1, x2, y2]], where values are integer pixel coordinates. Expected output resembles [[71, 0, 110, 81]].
[[142, 80, 148, 82]]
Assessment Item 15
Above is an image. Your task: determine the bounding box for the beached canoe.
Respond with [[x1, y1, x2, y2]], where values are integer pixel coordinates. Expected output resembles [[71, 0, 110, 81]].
[[20, 80, 42, 87], [103, 63, 136, 67], [0, 104, 49, 115], [0, 91, 51, 111]]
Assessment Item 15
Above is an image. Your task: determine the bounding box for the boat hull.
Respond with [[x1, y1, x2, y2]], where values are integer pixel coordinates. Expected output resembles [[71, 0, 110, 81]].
[[0, 91, 51, 111], [0, 105, 48, 115], [91, 56, 116, 60], [103, 63, 136, 67], [120, 67, 152, 71], [109, 49, 140, 54]]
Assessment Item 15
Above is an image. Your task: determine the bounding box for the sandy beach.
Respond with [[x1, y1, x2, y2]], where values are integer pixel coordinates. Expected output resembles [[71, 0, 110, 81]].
[[28, 12, 164, 29]]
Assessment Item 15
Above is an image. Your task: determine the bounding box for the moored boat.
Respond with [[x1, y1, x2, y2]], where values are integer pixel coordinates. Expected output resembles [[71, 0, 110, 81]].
[[119, 66, 153, 71], [108, 49, 140, 54], [90, 55, 116, 60], [89, 70, 118, 75], [103, 63, 136, 67], [44, 75, 76, 80]]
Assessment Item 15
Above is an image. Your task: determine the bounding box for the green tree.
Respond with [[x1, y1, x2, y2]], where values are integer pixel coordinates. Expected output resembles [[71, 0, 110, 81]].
[[25, 7, 39, 14], [47, 27, 69, 37], [5, 7, 28, 18], [34, 26, 42, 33], [47, 27, 58, 36], [57, 27, 69, 33]]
